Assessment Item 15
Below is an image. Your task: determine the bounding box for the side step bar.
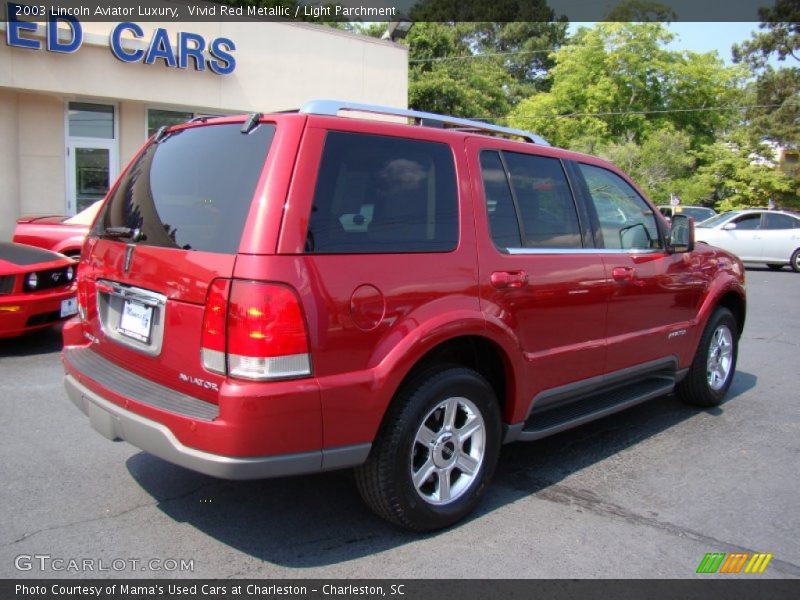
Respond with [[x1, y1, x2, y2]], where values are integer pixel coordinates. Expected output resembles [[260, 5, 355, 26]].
[[518, 376, 677, 441]]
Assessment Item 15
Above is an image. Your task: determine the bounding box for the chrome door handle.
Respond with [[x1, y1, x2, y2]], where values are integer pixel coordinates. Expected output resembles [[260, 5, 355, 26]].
[[612, 266, 637, 282], [491, 271, 528, 289]]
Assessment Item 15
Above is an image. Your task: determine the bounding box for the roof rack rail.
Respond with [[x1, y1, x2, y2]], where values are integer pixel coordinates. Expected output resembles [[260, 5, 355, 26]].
[[299, 99, 550, 146]]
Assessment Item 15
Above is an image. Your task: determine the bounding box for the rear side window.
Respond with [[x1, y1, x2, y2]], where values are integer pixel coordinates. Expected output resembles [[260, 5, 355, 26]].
[[306, 132, 458, 253], [97, 123, 275, 254], [763, 213, 800, 230], [479, 150, 582, 250]]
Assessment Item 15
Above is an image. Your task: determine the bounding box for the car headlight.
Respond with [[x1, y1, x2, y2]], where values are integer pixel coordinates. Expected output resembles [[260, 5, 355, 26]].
[[25, 272, 38, 290], [66, 266, 74, 282]]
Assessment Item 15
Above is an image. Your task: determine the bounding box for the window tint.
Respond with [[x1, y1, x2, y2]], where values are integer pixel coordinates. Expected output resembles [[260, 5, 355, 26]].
[[306, 132, 458, 253], [98, 123, 275, 254], [480, 151, 521, 249], [762, 213, 800, 230], [732, 214, 761, 230], [578, 164, 660, 250], [504, 153, 582, 249]]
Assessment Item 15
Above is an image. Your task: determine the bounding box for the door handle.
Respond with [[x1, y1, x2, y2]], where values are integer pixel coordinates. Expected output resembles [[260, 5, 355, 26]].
[[612, 266, 637, 282], [491, 271, 528, 289]]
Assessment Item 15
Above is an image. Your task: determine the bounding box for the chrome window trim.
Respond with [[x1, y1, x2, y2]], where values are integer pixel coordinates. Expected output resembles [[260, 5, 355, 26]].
[[506, 247, 662, 256]]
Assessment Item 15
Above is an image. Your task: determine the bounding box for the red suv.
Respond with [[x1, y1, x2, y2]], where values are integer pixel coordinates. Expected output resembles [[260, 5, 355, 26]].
[[63, 100, 746, 531]]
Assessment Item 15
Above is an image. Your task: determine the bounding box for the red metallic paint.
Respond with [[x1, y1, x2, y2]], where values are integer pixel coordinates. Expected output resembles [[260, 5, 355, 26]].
[[62, 111, 746, 465], [0, 252, 77, 337]]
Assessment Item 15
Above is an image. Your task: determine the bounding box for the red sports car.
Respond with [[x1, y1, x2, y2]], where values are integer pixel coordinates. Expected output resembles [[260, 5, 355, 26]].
[[12, 200, 102, 258], [0, 243, 78, 338]]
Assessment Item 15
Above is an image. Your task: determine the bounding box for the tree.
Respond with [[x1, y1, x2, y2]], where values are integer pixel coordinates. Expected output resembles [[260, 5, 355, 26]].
[[508, 23, 744, 150], [682, 137, 798, 210], [406, 23, 512, 117], [597, 126, 695, 203], [732, 0, 799, 147], [406, 1, 568, 113], [732, 0, 800, 68]]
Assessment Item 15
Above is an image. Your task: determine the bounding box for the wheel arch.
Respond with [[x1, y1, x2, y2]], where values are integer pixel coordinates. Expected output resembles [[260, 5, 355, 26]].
[[373, 334, 518, 443], [716, 289, 746, 337]]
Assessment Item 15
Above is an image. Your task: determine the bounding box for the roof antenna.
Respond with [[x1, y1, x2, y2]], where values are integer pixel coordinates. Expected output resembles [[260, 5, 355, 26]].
[[241, 113, 262, 134]]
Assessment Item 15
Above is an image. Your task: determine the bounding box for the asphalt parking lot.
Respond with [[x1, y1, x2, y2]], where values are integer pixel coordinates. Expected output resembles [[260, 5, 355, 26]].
[[1, 266, 798, 579]]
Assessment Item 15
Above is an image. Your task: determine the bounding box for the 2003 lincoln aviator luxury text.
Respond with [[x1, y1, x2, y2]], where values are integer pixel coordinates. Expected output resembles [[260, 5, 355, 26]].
[[63, 100, 746, 531]]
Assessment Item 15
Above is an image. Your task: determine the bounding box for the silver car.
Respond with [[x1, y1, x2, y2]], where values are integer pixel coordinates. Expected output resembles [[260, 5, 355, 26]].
[[695, 209, 800, 272]]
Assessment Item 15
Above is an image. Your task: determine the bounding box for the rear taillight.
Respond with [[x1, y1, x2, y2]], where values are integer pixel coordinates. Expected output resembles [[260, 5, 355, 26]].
[[201, 279, 229, 375], [77, 275, 90, 320], [201, 279, 311, 381]]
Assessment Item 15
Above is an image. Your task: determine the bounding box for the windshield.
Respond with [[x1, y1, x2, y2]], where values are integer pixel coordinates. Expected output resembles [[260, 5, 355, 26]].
[[697, 211, 739, 228], [96, 122, 275, 254], [680, 207, 715, 221]]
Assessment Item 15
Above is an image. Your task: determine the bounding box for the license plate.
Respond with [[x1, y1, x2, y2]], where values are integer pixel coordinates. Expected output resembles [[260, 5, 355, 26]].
[[118, 299, 153, 343], [60, 297, 78, 318]]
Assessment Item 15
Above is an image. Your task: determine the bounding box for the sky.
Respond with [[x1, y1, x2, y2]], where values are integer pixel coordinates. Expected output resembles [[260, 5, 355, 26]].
[[571, 22, 780, 69], [666, 22, 761, 64]]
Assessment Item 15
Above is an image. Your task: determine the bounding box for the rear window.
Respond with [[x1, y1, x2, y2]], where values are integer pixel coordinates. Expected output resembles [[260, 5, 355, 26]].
[[305, 132, 458, 253], [97, 123, 275, 254]]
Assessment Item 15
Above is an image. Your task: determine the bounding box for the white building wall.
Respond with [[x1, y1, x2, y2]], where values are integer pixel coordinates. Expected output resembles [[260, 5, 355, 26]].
[[0, 18, 407, 239]]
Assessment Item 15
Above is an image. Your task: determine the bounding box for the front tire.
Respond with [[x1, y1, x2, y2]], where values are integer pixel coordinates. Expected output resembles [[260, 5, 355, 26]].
[[677, 308, 738, 407], [355, 367, 502, 531], [791, 249, 800, 273]]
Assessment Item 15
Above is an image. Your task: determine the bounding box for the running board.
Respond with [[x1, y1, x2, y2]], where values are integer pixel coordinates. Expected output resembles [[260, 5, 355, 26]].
[[518, 376, 677, 441]]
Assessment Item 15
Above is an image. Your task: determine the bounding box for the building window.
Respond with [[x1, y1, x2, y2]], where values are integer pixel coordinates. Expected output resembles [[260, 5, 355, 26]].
[[68, 103, 115, 139], [147, 109, 195, 137]]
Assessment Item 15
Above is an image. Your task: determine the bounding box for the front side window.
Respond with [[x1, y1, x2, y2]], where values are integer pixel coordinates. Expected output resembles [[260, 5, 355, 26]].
[[479, 150, 582, 250], [306, 132, 458, 253], [578, 163, 660, 250], [731, 214, 761, 230]]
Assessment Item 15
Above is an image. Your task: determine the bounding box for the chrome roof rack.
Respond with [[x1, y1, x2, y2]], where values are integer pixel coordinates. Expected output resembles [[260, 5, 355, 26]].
[[299, 99, 550, 146]]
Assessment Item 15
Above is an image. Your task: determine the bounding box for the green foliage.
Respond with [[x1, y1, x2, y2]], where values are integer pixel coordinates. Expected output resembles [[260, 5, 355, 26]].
[[404, 19, 567, 116], [732, 0, 799, 147], [680, 137, 797, 210], [603, 0, 677, 22], [508, 23, 744, 149], [407, 23, 512, 117], [597, 126, 695, 203], [732, 0, 800, 68]]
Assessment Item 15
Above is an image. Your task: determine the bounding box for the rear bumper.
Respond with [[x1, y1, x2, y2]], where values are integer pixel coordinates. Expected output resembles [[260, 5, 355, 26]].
[[64, 373, 370, 480]]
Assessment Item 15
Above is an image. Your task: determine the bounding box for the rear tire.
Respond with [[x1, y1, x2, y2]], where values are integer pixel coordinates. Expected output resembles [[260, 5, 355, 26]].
[[677, 308, 738, 407], [355, 367, 501, 531], [766, 263, 784, 271], [791, 249, 800, 273]]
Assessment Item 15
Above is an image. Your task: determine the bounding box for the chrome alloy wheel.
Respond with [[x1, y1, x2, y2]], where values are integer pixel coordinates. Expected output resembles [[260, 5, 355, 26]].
[[410, 396, 486, 506], [707, 324, 734, 391]]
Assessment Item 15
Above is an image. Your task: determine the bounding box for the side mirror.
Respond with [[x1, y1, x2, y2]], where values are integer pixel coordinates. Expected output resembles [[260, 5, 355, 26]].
[[722, 222, 737, 231], [668, 214, 694, 253]]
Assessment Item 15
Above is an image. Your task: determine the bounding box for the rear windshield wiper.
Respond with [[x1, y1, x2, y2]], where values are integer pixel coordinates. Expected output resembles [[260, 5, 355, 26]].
[[100, 227, 144, 241]]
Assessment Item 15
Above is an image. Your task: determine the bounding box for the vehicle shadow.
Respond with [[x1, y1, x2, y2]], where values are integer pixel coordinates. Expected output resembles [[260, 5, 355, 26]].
[[0, 326, 63, 357], [126, 370, 757, 568], [743, 264, 795, 274]]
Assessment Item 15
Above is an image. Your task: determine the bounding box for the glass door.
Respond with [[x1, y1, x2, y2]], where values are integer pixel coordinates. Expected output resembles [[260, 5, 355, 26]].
[[66, 102, 118, 215]]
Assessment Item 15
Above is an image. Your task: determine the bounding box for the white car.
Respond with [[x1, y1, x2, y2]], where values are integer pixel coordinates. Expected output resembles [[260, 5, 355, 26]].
[[695, 209, 800, 272]]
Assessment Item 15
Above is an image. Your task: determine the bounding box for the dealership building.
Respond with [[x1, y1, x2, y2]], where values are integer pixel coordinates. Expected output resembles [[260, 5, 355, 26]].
[[0, 10, 407, 239]]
